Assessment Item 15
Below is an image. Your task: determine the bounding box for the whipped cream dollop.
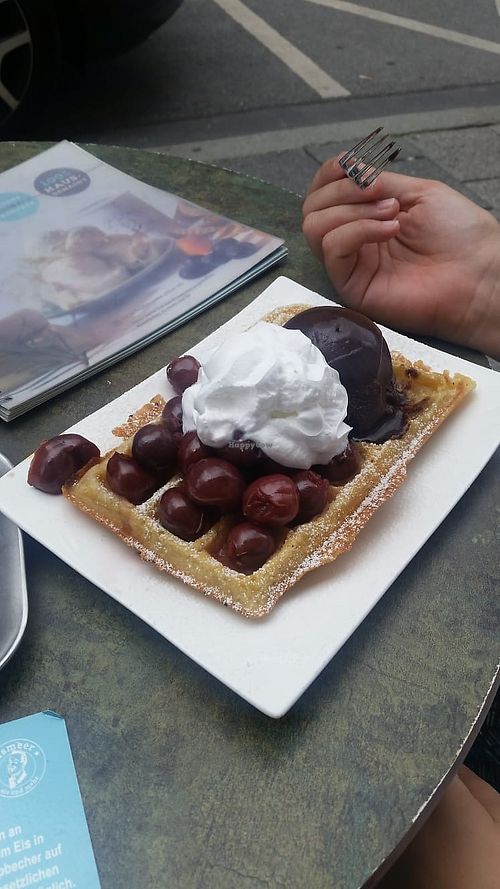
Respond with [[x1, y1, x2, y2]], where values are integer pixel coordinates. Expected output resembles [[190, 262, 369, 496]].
[[181, 322, 350, 469]]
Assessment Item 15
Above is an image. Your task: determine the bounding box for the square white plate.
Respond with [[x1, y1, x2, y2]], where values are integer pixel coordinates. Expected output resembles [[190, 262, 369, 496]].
[[0, 277, 499, 717]]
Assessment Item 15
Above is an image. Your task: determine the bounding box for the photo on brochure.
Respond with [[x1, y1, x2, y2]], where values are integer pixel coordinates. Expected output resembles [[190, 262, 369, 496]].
[[0, 142, 286, 420]]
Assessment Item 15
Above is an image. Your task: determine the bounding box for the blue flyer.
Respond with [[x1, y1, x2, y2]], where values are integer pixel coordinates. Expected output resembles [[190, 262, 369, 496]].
[[0, 711, 100, 889]]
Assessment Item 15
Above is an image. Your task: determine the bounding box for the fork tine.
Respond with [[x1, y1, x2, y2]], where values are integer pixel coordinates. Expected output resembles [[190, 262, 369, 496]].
[[342, 134, 388, 176], [338, 126, 383, 168], [339, 126, 401, 189], [357, 137, 395, 167], [351, 140, 396, 184], [358, 147, 402, 189]]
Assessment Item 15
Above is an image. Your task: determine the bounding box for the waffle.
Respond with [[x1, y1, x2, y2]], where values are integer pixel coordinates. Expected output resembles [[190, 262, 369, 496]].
[[63, 305, 475, 618]]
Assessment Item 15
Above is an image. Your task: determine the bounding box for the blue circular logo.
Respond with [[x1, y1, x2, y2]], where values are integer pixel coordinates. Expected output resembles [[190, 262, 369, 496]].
[[0, 192, 39, 221], [34, 167, 91, 197], [0, 738, 46, 798]]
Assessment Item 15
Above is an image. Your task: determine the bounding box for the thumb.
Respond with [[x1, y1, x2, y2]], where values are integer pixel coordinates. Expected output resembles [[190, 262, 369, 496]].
[[363, 169, 424, 207]]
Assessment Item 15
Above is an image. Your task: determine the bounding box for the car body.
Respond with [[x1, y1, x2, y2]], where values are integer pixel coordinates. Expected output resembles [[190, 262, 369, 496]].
[[0, 0, 183, 127]]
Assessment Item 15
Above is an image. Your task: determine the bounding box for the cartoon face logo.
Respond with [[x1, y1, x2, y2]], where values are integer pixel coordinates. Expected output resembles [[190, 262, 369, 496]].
[[0, 739, 46, 798], [6, 751, 28, 788]]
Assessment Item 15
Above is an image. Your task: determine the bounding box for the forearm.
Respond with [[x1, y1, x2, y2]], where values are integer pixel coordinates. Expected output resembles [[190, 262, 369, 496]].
[[378, 773, 500, 889], [436, 216, 500, 360]]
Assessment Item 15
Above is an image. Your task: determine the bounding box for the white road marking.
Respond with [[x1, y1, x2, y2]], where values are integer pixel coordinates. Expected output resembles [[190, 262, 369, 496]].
[[212, 0, 350, 97], [496, 0, 500, 18], [307, 0, 500, 55]]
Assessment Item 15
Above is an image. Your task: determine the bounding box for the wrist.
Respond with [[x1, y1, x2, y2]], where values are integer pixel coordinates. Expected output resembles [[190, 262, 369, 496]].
[[464, 228, 500, 360]]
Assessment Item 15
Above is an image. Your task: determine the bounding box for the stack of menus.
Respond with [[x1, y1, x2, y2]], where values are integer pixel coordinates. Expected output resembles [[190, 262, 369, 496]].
[[0, 142, 287, 420]]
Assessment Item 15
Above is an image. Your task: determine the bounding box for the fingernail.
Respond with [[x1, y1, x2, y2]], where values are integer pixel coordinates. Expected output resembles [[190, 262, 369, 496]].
[[381, 219, 399, 228], [376, 198, 395, 210]]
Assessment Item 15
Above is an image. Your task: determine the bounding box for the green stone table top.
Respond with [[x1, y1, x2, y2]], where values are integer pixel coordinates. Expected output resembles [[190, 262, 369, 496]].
[[0, 142, 498, 889]]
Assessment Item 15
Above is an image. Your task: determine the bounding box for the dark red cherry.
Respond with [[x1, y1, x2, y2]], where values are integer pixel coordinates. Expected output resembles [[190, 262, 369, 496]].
[[166, 355, 201, 394], [157, 488, 212, 541], [224, 522, 276, 573], [162, 396, 183, 434], [243, 474, 299, 526], [290, 470, 329, 523], [106, 452, 159, 504], [185, 458, 245, 511], [315, 442, 361, 485], [214, 438, 261, 469], [132, 423, 177, 475], [177, 431, 212, 474], [28, 434, 100, 494]]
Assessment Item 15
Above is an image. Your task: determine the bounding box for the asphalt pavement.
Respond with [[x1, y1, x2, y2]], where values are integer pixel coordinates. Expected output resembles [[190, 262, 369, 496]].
[[15, 0, 497, 366], [16, 0, 500, 215]]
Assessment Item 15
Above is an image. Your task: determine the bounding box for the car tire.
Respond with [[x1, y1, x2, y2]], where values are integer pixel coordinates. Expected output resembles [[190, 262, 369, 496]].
[[0, 0, 61, 130]]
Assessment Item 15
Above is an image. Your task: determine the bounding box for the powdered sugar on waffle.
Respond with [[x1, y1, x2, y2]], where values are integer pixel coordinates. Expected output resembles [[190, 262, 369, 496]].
[[110, 417, 440, 618]]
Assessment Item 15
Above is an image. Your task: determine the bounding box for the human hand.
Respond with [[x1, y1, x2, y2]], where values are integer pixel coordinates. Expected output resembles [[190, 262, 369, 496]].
[[302, 157, 500, 358], [378, 765, 500, 889]]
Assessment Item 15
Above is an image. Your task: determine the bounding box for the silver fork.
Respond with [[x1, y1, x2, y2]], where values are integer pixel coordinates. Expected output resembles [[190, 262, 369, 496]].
[[338, 127, 401, 189]]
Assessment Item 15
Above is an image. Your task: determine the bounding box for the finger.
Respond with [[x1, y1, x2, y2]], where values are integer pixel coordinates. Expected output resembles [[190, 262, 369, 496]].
[[303, 198, 399, 258], [323, 216, 399, 261], [303, 168, 422, 217], [458, 766, 500, 823], [306, 153, 347, 196], [321, 217, 399, 293]]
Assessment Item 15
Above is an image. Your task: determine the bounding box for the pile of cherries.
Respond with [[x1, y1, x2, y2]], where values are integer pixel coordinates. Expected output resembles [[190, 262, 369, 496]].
[[110, 353, 360, 573], [28, 351, 361, 575]]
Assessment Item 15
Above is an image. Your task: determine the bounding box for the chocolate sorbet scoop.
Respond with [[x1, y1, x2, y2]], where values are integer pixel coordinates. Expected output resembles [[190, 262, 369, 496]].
[[284, 306, 405, 442]]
